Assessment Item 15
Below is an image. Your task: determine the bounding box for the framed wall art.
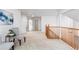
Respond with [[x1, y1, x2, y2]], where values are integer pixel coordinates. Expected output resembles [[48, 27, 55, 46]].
[[0, 9, 13, 25]]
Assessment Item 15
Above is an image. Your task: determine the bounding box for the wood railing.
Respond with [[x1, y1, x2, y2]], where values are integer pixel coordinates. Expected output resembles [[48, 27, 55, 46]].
[[46, 25, 60, 39], [45, 25, 79, 49]]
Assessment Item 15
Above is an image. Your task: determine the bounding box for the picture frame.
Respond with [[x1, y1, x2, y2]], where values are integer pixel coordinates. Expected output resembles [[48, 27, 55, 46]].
[[0, 9, 13, 25]]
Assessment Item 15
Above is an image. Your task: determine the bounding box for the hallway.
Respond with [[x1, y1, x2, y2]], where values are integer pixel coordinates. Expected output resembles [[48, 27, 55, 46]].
[[15, 31, 73, 50]]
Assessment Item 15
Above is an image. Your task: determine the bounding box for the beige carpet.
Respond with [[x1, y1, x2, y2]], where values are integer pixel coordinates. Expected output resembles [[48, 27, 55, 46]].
[[15, 31, 74, 50]]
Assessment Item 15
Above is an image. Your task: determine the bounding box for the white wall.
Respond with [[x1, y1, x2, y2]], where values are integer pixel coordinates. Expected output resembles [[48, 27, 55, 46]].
[[73, 20, 79, 29], [41, 14, 75, 32], [21, 15, 27, 33], [41, 16, 59, 32], [60, 14, 74, 28], [0, 9, 21, 42]]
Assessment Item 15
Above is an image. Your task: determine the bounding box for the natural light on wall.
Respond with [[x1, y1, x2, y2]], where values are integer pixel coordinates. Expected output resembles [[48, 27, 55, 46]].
[[29, 19, 33, 31]]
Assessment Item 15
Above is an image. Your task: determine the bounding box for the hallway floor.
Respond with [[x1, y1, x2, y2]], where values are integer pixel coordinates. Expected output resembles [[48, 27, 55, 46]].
[[15, 31, 74, 50]]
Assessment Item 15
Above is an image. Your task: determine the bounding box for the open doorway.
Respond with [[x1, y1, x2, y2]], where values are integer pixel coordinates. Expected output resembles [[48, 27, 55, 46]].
[[28, 17, 41, 31], [32, 17, 41, 31]]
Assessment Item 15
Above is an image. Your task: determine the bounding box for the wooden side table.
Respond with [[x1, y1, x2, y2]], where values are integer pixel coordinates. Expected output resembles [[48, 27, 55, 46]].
[[17, 36, 26, 46], [24, 37, 26, 42], [18, 39, 21, 46]]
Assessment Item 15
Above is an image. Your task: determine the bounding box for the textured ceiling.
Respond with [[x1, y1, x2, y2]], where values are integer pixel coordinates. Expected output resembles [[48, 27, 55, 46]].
[[63, 9, 79, 21], [21, 9, 65, 16], [21, 9, 79, 21]]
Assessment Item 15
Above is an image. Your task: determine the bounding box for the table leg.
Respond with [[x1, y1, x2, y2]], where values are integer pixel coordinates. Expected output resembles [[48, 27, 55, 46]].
[[12, 45, 14, 50], [13, 38, 15, 42], [9, 37, 10, 42], [24, 37, 26, 42], [18, 40, 21, 46]]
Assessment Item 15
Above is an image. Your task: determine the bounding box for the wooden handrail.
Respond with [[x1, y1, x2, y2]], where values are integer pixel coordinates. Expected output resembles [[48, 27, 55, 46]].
[[49, 26, 79, 30], [46, 25, 79, 49], [45, 25, 60, 39]]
